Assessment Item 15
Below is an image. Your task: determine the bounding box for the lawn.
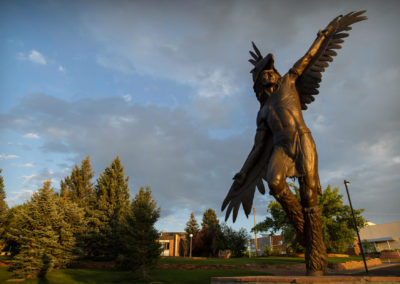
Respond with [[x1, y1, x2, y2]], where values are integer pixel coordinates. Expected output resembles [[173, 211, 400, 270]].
[[0, 256, 364, 283], [0, 267, 269, 284], [158, 255, 363, 265]]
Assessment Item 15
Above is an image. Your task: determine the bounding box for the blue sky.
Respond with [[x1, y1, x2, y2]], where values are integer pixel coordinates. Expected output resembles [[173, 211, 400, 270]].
[[1, 0, 400, 233]]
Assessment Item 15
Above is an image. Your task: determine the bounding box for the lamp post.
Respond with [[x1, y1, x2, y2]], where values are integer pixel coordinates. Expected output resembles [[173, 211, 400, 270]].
[[344, 180, 368, 274], [189, 234, 193, 258]]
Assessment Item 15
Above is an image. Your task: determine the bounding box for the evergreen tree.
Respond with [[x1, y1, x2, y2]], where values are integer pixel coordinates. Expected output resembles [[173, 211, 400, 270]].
[[183, 212, 199, 257], [56, 192, 86, 265], [0, 169, 8, 250], [61, 155, 95, 208], [185, 212, 199, 236], [119, 186, 161, 279], [93, 156, 130, 259], [201, 208, 219, 230], [194, 208, 221, 257], [11, 181, 84, 278], [253, 184, 366, 253], [61, 156, 96, 257]]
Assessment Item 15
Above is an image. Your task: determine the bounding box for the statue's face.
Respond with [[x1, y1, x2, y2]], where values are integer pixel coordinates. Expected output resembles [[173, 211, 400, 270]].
[[254, 69, 280, 104], [261, 70, 279, 86]]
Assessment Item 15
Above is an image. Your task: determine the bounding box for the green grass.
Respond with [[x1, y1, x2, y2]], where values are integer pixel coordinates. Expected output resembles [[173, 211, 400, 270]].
[[158, 256, 304, 265], [0, 256, 365, 283], [0, 267, 269, 283], [0, 255, 12, 261], [159, 256, 363, 265]]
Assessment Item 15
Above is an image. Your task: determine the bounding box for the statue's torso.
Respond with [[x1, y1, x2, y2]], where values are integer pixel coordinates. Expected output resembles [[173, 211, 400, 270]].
[[257, 73, 312, 158]]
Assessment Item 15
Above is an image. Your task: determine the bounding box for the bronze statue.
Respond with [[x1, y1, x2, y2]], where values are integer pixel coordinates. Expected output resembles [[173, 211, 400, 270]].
[[222, 11, 367, 276]]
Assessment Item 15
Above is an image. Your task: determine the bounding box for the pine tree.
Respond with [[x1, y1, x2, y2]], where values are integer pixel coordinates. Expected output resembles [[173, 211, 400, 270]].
[[201, 208, 219, 230], [56, 193, 86, 265], [61, 156, 96, 257], [119, 186, 161, 279], [61, 156, 95, 208], [11, 181, 84, 278], [0, 169, 8, 250], [185, 212, 199, 237], [93, 156, 130, 259]]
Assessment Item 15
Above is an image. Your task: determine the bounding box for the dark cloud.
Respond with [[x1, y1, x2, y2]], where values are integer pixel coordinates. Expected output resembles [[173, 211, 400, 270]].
[[2, 94, 250, 219], [1, 0, 400, 230]]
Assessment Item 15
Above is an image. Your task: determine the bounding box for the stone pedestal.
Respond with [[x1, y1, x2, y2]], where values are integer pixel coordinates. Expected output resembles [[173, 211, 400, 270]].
[[211, 275, 400, 284]]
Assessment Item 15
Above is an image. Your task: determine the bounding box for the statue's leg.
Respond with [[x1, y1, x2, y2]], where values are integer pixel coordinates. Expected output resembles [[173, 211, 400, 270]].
[[298, 135, 327, 276], [267, 147, 305, 246]]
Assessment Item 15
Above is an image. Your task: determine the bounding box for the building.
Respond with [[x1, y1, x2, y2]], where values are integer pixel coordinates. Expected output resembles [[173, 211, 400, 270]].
[[359, 222, 400, 252], [158, 232, 187, 256], [250, 234, 287, 255]]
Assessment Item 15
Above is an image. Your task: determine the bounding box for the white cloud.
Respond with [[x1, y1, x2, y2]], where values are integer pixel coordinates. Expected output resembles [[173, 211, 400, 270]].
[[0, 153, 19, 160], [28, 50, 47, 65], [6, 189, 34, 206], [392, 156, 400, 164], [58, 65, 65, 72], [23, 163, 35, 167], [21, 174, 40, 184], [122, 94, 132, 102], [23, 132, 40, 139]]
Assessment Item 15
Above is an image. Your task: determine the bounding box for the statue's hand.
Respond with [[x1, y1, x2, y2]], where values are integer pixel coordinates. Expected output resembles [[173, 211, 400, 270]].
[[318, 25, 335, 37], [320, 15, 341, 36], [233, 172, 246, 185]]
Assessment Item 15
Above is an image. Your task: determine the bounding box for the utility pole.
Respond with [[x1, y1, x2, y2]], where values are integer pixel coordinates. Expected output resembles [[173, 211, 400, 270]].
[[253, 207, 258, 256], [344, 180, 368, 274]]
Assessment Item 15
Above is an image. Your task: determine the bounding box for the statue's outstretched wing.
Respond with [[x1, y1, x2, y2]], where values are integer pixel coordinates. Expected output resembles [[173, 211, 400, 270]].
[[297, 11, 367, 110], [221, 135, 273, 222]]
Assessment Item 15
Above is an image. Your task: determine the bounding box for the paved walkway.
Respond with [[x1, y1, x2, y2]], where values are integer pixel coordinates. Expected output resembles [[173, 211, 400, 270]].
[[255, 263, 400, 277]]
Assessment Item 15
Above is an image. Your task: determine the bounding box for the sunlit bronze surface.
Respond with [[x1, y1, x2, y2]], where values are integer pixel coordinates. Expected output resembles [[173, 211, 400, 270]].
[[222, 11, 367, 276]]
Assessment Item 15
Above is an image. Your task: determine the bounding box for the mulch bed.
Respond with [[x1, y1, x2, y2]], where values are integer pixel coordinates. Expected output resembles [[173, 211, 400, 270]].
[[0, 260, 11, 267], [154, 263, 305, 270]]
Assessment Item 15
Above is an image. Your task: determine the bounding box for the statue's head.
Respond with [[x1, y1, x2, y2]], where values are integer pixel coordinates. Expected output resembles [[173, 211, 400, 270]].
[[249, 42, 281, 103]]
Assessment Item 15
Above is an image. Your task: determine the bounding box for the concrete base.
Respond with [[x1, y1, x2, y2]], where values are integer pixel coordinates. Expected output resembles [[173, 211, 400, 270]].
[[211, 275, 400, 284]]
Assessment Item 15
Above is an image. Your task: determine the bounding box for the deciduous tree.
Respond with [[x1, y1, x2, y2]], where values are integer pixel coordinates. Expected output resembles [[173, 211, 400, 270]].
[[254, 184, 366, 253]]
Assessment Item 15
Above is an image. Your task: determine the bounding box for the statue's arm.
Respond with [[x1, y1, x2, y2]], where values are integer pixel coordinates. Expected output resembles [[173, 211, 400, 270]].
[[234, 121, 268, 183], [291, 26, 335, 76]]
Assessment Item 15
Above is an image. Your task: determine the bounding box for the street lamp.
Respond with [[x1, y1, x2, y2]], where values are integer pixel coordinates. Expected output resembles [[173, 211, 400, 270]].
[[189, 234, 193, 258]]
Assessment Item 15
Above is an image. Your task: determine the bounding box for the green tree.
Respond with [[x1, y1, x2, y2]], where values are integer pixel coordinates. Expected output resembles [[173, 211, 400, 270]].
[[254, 184, 366, 253], [60, 156, 96, 257], [201, 208, 219, 230], [219, 223, 249, 257], [193, 208, 221, 257], [185, 212, 199, 236], [92, 156, 130, 259], [11, 181, 84, 278], [60, 155, 95, 208], [119, 186, 161, 279], [183, 212, 199, 257], [0, 169, 8, 250]]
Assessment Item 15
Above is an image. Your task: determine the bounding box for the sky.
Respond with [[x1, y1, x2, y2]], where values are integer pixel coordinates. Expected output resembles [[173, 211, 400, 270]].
[[1, 0, 399, 234]]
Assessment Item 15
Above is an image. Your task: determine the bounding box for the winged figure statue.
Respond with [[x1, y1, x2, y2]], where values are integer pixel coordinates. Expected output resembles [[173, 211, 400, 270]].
[[221, 11, 367, 275]]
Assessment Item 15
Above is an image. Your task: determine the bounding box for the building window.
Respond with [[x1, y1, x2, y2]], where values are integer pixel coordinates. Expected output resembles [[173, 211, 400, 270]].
[[162, 242, 170, 250]]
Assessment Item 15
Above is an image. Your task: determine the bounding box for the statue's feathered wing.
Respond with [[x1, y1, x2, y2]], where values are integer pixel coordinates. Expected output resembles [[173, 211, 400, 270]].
[[297, 11, 367, 110], [221, 11, 366, 223], [221, 130, 273, 222]]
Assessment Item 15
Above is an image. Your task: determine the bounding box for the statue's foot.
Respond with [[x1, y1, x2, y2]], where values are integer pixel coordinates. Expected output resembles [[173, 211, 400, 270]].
[[306, 270, 325, 276]]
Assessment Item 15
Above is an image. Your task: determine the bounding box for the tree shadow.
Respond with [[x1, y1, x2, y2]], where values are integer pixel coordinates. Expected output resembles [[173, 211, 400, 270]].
[[38, 253, 51, 283]]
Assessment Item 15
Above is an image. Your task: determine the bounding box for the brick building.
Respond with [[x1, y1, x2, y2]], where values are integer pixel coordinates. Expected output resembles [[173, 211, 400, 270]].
[[158, 232, 186, 256], [250, 234, 287, 255]]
